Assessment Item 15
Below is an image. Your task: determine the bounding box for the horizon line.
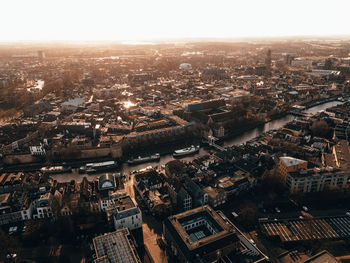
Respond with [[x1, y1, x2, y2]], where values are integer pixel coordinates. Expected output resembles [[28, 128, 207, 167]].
[[1, 34, 350, 44]]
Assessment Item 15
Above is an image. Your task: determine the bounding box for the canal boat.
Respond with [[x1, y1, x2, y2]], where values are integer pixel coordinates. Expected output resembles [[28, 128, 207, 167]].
[[79, 160, 117, 174], [127, 153, 160, 165], [41, 166, 72, 175], [173, 145, 200, 157]]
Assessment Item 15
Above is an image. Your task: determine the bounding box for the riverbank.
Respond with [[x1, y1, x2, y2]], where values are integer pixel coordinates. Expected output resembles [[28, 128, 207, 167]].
[[3, 100, 344, 181]]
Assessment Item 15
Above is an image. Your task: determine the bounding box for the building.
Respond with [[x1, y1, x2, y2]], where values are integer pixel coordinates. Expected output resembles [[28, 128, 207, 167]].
[[179, 63, 192, 70], [163, 205, 240, 263], [203, 186, 227, 208], [133, 169, 171, 215], [108, 195, 142, 231], [61, 97, 84, 111], [0, 192, 34, 225], [37, 50, 45, 59], [303, 250, 339, 263], [184, 99, 226, 113], [278, 156, 308, 179], [177, 186, 193, 211], [98, 174, 118, 211], [32, 192, 54, 219], [216, 175, 253, 196], [0, 172, 24, 193], [92, 228, 141, 263], [265, 49, 271, 74], [29, 145, 46, 156], [286, 167, 350, 193]]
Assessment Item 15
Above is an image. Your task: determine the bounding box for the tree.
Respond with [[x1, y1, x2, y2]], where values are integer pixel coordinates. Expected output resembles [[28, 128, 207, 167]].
[[260, 168, 286, 198], [238, 201, 258, 226], [310, 120, 330, 138]]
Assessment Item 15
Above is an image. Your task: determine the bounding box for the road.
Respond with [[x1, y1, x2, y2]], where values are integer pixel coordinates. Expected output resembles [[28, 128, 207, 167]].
[[336, 255, 350, 260], [124, 174, 168, 263]]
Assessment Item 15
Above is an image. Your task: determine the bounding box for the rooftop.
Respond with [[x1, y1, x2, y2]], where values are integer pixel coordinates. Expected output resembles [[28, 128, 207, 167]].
[[166, 205, 235, 251], [93, 228, 141, 263], [304, 250, 339, 263], [280, 156, 307, 167], [112, 196, 140, 221]]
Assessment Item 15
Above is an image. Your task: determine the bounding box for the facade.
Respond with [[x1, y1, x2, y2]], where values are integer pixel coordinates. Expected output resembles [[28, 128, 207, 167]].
[[279, 156, 308, 179], [217, 176, 253, 196], [184, 178, 208, 207], [203, 186, 227, 207], [286, 167, 350, 193], [177, 186, 192, 211], [0, 193, 34, 225], [32, 192, 54, 219], [98, 174, 118, 211], [29, 145, 46, 156], [110, 195, 142, 231], [0, 172, 24, 194]]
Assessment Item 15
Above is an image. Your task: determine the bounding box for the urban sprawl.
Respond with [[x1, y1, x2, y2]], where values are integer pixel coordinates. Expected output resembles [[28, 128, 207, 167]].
[[1, 40, 350, 263]]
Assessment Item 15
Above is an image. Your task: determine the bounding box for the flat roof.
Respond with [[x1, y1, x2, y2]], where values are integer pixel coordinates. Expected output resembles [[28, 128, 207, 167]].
[[115, 195, 136, 211], [93, 228, 141, 263], [304, 250, 338, 263], [280, 156, 307, 167], [166, 205, 235, 251]]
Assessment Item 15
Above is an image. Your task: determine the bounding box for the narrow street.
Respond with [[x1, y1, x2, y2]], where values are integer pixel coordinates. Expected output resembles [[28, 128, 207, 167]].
[[124, 174, 168, 263]]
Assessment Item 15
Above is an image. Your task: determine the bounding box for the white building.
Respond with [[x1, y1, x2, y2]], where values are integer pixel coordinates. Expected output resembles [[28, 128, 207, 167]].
[[30, 145, 46, 156], [110, 195, 142, 231], [286, 167, 350, 193], [32, 192, 54, 219]]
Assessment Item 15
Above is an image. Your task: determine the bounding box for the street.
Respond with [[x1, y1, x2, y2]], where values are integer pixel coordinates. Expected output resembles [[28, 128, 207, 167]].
[[124, 173, 168, 263]]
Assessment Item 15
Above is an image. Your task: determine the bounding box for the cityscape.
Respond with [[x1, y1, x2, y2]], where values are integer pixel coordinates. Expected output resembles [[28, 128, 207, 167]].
[[1, 1, 350, 263]]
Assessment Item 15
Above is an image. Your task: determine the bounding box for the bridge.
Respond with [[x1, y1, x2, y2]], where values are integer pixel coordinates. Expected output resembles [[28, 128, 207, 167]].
[[204, 136, 227, 152]]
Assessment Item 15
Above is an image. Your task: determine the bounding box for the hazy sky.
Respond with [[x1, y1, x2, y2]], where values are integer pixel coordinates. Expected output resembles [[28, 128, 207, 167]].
[[1, 0, 349, 41]]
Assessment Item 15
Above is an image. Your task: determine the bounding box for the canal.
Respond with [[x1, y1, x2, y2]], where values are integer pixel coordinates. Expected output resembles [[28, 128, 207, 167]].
[[52, 100, 343, 182]]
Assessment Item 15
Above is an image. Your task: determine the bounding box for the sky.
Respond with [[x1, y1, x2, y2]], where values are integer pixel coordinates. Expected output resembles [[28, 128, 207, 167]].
[[1, 0, 349, 41]]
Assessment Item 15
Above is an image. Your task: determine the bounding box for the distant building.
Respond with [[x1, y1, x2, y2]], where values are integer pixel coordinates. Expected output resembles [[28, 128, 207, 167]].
[[179, 63, 192, 70], [265, 49, 271, 74], [61, 97, 84, 111], [184, 99, 226, 113], [92, 228, 141, 263], [29, 145, 46, 156], [23, 101, 52, 117], [37, 50, 45, 59]]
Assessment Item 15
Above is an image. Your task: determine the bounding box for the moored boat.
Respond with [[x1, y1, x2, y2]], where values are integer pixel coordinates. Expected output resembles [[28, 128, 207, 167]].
[[127, 153, 160, 165], [41, 166, 72, 175], [173, 145, 200, 157], [79, 160, 117, 174]]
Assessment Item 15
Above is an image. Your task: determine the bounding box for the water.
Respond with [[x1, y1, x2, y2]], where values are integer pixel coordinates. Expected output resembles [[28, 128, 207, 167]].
[[224, 100, 343, 147], [52, 100, 343, 182]]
